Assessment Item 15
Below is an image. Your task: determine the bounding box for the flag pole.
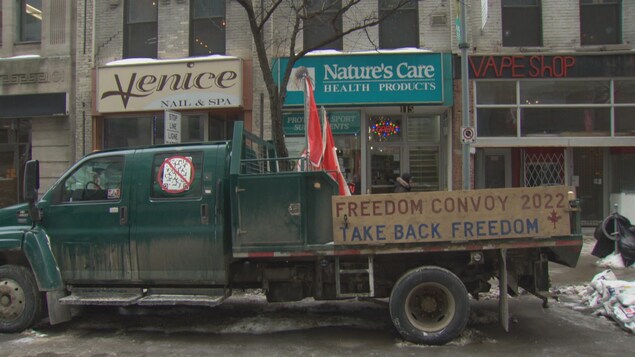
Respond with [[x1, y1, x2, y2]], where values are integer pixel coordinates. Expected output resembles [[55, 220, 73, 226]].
[[299, 68, 310, 172]]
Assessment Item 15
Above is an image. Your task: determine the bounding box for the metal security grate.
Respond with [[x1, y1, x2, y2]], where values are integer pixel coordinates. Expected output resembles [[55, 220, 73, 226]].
[[523, 150, 565, 187]]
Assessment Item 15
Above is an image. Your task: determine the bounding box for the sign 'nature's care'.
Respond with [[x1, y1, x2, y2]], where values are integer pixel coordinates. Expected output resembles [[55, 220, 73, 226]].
[[277, 53, 450, 106], [332, 186, 572, 245]]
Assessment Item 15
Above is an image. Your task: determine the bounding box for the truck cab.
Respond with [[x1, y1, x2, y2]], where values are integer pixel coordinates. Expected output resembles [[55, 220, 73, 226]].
[[1, 137, 235, 331]]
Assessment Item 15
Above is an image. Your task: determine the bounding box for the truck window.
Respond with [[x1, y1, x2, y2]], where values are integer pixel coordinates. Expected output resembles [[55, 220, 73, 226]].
[[61, 156, 124, 202], [151, 152, 203, 199]]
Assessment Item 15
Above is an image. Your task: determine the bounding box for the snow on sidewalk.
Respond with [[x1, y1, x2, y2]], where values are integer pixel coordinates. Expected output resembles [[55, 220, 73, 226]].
[[572, 269, 635, 333]]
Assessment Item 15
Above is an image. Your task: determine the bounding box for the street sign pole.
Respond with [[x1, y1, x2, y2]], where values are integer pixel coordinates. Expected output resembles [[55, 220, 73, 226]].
[[459, 0, 471, 190]]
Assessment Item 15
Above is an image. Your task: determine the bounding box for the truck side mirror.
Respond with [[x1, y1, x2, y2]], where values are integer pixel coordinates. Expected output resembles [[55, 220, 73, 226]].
[[24, 160, 41, 222]]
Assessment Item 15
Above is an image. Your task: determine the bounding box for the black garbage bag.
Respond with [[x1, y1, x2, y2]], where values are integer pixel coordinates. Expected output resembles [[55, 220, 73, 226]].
[[620, 226, 635, 266], [592, 214, 632, 259]]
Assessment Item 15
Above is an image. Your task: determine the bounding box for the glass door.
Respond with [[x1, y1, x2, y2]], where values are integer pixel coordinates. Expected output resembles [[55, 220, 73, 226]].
[[476, 148, 511, 189], [368, 115, 402, 194], [370, 146, 401, 194], [0, 119, 30, 208], [573, 147, 604, 226], [367, 115, 442, 194]]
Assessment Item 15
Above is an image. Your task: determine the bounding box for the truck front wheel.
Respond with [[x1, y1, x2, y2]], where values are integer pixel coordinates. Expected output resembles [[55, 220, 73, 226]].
[[389, 266, 469, 345], [0, 265, 43, 333]]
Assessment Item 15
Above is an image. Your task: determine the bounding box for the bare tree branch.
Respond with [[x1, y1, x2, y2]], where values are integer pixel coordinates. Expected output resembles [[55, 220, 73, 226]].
[[235, 0, 417, 161]]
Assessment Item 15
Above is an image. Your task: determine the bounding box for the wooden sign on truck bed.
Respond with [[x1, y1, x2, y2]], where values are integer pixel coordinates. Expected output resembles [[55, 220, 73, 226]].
[[332, 186, 573, 245]]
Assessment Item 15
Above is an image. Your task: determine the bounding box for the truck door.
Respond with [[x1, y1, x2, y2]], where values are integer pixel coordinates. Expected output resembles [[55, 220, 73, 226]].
[[41, 155, 131, 282], [130, 148, 226, 284]]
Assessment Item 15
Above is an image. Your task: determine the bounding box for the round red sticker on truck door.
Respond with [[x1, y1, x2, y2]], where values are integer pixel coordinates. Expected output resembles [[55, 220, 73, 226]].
[[157, 156, 195, 193]]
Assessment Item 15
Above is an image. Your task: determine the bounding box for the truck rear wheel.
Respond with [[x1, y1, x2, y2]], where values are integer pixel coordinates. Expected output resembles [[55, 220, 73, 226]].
[[0, 265, 43, 333], [389, 266, 469, 345]]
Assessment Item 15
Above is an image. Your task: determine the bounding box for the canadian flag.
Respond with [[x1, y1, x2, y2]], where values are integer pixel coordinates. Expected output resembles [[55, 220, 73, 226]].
[[321, 118, 351, 196], [305, 79, 324, 168], [299, 76, 350, 196]]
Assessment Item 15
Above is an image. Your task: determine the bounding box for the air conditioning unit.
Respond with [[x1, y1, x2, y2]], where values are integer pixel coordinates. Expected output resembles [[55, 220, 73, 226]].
[[609, 192, 635, 220]]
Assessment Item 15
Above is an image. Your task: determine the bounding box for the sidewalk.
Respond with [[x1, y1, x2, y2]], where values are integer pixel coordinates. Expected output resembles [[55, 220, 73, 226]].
[[549, 227, 635, 286]]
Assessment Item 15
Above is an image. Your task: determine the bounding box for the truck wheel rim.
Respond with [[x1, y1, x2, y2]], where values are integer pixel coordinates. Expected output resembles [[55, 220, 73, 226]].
[[0, 279, 26, 321], [405, 282, 455, 332]]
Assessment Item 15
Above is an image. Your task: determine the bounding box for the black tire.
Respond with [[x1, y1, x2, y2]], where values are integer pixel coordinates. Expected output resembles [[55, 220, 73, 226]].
[[389, 266, 470, 345], [0, 265, 43, 333]]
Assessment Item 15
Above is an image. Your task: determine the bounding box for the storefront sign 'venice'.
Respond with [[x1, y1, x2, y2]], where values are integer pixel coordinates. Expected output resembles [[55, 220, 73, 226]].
[[97, 59, 242, 113], [278, 53, 451, 106]]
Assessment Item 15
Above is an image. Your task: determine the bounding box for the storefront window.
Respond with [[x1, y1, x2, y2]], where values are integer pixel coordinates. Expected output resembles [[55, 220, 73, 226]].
[[104, 115, 206, 149], [334, 135, 361, 194], [520, 80, 610, 104], [613, 80, 635, 136], [477, 108, 517, 137], [476, 80, 624, 138], [104, 117, 153, 149], [614, 80, 635, 103], [610, 148, 635, 192], [409, 147, 439, 191], [521, 107, 610, 136], [615, 107, 635, 136], [282, 110, 361, 194], [476, 82, 516, 104]]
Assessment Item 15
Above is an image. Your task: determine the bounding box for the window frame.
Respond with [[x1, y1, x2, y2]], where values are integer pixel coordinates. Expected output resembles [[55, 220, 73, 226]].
[[303, 0, 343, 51], [580, 0, 622, 46], [190, 0, 226, 56], [501, 0, 543, 47], [378, 0, 419, 49], [123, 0, 158, 59], [17, 0, 42, 43]]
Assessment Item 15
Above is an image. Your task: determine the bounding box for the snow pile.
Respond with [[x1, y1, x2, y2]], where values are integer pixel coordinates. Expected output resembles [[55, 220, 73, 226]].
[[596, 252, 634, 269], [576, 269, 635, 333]]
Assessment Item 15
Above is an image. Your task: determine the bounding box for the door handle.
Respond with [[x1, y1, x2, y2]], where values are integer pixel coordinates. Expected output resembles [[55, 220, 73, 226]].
[[201, 203, 209, 225], [119, 206, 128, 225]]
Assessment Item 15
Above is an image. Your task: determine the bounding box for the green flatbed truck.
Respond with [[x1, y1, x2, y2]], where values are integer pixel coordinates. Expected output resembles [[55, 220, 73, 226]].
[[0, 122, 583, 345]]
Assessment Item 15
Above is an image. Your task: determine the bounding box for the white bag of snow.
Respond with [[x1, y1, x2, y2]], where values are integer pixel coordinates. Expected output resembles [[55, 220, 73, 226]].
[[591, 269, 617, 283], [616, 287, 635, 306], [596, 252, 626, 269]]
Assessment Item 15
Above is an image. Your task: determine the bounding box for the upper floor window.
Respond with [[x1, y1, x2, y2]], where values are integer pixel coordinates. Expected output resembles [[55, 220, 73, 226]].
[[580, 0, 621, 45], [501, 0, 542, 47], [379, 0, 419, 49], [303, 0, 343, 51], [17, 0, 42, 42], [124, 0, 157, 58], [190, 0, 226, 56]]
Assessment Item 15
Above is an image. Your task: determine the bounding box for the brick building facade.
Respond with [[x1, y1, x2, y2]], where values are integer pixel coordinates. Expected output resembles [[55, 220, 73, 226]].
[[2, 1, 634, 223]]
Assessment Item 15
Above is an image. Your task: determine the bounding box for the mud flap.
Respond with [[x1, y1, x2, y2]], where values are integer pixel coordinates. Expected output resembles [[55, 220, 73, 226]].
[[47, 290, 71, 325], [499, 248, 509, 332]]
